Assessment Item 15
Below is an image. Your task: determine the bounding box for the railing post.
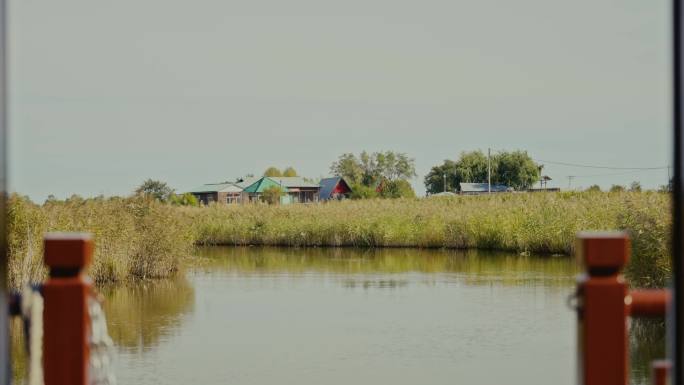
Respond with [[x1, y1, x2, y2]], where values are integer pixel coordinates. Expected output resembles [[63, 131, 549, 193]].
[[652, 360, 671, 385], [42, 233, 93, 385], [576, 232, 630, 385]]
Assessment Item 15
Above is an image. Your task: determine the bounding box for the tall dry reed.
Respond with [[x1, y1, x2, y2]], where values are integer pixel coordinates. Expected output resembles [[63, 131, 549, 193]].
[[7, 194, 193, 288], [185, 191, 671, 287], [7, 191, 671, 288]]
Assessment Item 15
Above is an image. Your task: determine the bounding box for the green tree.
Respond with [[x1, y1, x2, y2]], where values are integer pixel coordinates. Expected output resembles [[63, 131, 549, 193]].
[[424, 160, 459, 194], [264, 167, 282, 177], [261, 186, 284, 205], [610, 184, 626, 193], [455, 150, 489, 184], [585, 185, 601, 192], [349, 183, 378, 199], [629, 181, 642, 192], [135, 179, 174, 202], [331, 151, 416, 188], [330, 153, 364, 185], [358, 151, 380, 185], [169, 193, 199, 206], [424, 150, 540, 193], [378, 179, 416, 198], [282, 167, 298, 177], [375, 151, 417, 181], [492, 151, 539, 190]]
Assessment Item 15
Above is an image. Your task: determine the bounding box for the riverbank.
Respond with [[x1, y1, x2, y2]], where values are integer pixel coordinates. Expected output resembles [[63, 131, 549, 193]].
[[8, 191, 671, 288], [185, 191, 670, 287]]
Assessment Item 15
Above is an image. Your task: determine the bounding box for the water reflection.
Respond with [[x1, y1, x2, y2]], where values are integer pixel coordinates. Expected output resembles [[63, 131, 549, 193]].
[[342, 279, 410, 289], [11, 319, 27, 384], [7, 247, 668, 385], [194, 246, 578, 287], [630, 319, 667, 385], [100, 277, 195, 351]]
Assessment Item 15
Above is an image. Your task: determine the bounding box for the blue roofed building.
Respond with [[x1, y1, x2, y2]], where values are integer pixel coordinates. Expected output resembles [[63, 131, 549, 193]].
[[319, 177, 352, 201], [459, 182, 513, 195]]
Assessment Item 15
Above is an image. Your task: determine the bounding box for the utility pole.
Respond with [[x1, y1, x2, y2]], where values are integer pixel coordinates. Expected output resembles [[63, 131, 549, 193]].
[[488, 148, 491, 194], [568, 176, 575, 190], [443, 173, 447, 193]]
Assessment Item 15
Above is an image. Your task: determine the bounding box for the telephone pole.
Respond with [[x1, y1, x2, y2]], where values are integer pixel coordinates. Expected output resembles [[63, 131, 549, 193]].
[[488, 148, 491, 194], [443, 173, 447, 193]]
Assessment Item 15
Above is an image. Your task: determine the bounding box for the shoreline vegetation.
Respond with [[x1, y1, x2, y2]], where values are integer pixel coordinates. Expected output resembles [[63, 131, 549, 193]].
[[8, 191, 670, 288]]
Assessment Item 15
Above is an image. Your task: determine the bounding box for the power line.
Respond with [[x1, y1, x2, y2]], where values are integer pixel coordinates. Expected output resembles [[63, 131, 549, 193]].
[[534, 159, 668, 171], [567, 169, 661, 179]]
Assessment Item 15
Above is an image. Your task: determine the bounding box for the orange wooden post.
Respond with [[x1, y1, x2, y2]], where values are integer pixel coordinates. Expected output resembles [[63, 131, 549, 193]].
[[628, 290, 671, 318], [42, 233, 93, 385], [576, 232, 630, 385], [651, 360, 670, 385]]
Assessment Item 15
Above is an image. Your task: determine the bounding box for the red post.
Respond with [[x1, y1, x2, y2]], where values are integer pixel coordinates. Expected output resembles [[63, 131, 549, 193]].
[[576, 232, 630, 385], [652, 360, 671, 385], [629, 290, 671, 318], [42, 233, 93, 385]]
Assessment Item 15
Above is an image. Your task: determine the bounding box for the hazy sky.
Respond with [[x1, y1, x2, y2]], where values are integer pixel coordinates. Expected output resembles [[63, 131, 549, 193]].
[[8, 0, 672, 200]]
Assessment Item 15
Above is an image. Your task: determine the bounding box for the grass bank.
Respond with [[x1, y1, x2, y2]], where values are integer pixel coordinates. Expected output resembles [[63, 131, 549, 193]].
[[185, 192, 670, 287], [8, 191, 671, 288], [8, 194, 193, 288]]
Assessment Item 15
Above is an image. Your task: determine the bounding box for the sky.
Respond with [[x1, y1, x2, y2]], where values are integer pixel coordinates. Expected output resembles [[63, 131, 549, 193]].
[[8, 0, 672, 200]]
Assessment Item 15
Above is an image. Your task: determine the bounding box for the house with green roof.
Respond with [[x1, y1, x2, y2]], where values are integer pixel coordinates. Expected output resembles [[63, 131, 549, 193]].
[[243, 176, 320, 204], [188, 176, 321, 205]]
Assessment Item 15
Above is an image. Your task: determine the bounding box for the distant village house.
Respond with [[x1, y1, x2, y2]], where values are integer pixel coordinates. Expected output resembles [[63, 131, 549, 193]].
[[262, 177, 321, 203], [187, 182, 243, 205], [459, 182, 513, 195], [319, 177, 352, 201], [190, 176, 340, 205]]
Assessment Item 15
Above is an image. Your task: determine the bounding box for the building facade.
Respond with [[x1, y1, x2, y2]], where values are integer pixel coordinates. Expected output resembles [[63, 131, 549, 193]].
[[319, 177, 352, 201], [188, 182, 244, 205]]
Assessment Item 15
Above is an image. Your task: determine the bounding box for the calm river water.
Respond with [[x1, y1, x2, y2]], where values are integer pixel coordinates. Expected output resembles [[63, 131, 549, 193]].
[[13, 247, 665, 385]]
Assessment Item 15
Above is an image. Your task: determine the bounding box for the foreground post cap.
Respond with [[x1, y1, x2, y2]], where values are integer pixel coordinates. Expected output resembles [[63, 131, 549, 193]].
[[652, 360, 671, 385], [576, 231, 630, 270], [44, 232, 93, 269]]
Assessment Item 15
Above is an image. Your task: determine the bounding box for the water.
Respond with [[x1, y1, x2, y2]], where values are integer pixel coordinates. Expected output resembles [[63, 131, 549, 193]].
[[13, 247, 665, 384]]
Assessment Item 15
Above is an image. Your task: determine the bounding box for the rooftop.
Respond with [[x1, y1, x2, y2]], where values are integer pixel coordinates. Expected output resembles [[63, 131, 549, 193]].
[[187, 182, 242, 193], [459, 183, 512, 193], [264, 176, 319, 188]]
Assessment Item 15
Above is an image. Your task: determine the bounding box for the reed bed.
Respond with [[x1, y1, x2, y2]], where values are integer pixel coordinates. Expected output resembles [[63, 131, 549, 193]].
[[7, 191, 671, 288], [185, 191, 671, 287], [8, 194, 193, 288]]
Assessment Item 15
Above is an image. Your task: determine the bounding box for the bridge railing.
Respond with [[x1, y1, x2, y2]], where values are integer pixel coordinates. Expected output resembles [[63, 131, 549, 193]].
[[576, 232, 670, 385], [9, 233, 115, 385]]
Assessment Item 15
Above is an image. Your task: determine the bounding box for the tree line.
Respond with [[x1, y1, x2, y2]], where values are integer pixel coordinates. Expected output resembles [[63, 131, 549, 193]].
[[329, 151, 417, 198], [134, 149, 542, 205], [134, 149, 659, 205], [424, 150, 540, 194]]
